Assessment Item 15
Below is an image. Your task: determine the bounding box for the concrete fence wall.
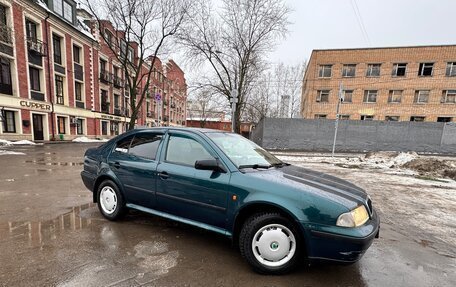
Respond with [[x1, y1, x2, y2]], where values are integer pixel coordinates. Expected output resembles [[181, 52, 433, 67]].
[[251, 118, 456, 154]]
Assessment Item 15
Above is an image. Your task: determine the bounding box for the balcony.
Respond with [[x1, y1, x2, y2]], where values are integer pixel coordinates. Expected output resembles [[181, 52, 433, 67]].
[[114, 107, 122, 116], [101, 102, 110, 113], [113, 76, 124, 88], [27, 37, 46, 56], [100, 70, 112, 84], [0, 24, 12, 45]]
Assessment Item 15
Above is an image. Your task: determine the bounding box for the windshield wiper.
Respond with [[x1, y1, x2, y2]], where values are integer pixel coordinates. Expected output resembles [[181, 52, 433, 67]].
[[238, 164, 272, 170], [271, 162, 291, 168]]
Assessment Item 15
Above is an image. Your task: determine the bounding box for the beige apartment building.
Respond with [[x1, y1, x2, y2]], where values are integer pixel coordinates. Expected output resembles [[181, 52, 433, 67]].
[[301, 45, 456, 122]]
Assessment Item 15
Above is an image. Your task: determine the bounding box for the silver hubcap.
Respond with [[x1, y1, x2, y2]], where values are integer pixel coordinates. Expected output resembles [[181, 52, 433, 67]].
[[252, 224, 296, 267], [100, 186, 117, 215]]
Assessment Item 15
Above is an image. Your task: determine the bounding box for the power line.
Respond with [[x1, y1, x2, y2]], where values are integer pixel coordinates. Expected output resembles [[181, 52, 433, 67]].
[[350, 0, 371, 46]]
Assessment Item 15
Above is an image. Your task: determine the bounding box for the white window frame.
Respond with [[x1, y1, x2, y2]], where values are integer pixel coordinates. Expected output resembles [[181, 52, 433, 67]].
[[418, 63, 434, 76], [318, 65, 332, 78], [442, 90, 456, 104], [363, 90, 377, 103], [392, 63, 407, 77], [342, 90, 353, 103], [316, 90, 330, 102], [366, 64, 381, 77], [415, 90, 430, 104], [388, 90, 402, 103], [342, 64, 356, 77], [446, 62, 456, 77]]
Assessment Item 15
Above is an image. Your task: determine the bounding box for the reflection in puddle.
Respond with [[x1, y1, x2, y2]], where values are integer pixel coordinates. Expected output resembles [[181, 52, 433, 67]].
[[0, 203, 95, 247], [25, 160, 83, 166]]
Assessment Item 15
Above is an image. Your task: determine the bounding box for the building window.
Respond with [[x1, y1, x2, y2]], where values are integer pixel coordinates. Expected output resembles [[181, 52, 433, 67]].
[[2, 110, 16, 133], [114, 94, 120, 108], [100, 59, 106, 73], [437, 117, 452, 123], [54, 0, 63, 15], [25, 20, 37, 41], [388, 90, 402, 103], [55, 75, 64, 104], [342, 90, 353, 103], [318, 65, 332, 78], [76, 118, 84, 135], [314, 114, 327, 119], [63, 1, 73, 22], [342, 64, 356, 77], [361, 115, 374, 121], [418, 63, 433, 76], [385, 116, 399, 122], [340, 115, 350, 120], [316, 90, 330, 102], [366, 64, 381, 77], [441, 90, 456, 104], [57, 116, 66, 134], [128, 47, 134, 62], [410, 116, 425, 122], [53, 34, 62, 65], [101, 89, 109, 113], [414, 90, 429, 103], [120, 40, 127, 58], [104, 29, 113, 46], [0, 57, 12, 95], [446, 62, 456, 77], [363, 90, 377, 103], [101, 121, 108, 135], [73, 45, 80, 64], [75, 81, 82, 101], [29, 67, 40, 91], [392, 63, 407, 77], [0, 5, 6, 25]]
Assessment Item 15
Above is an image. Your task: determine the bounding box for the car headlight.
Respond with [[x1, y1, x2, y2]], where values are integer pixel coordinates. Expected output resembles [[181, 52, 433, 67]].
[[336, 205, 369, 227]]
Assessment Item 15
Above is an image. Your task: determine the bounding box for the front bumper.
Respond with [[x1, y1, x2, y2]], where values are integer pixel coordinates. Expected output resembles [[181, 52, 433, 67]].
[[302, 209, 380, 263]]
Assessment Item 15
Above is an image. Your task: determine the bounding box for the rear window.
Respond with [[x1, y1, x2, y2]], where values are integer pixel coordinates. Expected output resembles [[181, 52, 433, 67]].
[[129, 134, 162, 160]]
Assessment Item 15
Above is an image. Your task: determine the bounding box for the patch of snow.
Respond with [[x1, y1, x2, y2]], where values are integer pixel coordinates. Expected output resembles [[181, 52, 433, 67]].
[[0, 139, 36, 146], [72, 137, 109, 143], [0, 150, 25, 155]]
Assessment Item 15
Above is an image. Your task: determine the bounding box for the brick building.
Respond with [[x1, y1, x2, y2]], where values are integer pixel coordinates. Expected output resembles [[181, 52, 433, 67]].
[[301, 45, 456, 122], [0, 0, 187, 141]]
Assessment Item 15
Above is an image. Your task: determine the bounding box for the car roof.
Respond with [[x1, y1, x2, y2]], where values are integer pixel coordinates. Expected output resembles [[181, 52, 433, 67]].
[[132, 127, 230, 134]]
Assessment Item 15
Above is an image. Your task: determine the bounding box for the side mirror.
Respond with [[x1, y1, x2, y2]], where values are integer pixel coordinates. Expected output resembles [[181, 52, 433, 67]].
[[195, 159, 227, 173]]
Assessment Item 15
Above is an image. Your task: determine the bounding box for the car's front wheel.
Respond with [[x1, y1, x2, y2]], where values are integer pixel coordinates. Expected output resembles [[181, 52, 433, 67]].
[[239, 213, 301, 274], [97, 180, 126, 220]]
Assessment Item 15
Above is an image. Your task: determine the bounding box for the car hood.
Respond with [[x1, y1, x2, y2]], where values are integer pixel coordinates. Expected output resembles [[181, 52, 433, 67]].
[[242, 164, 368, 208]]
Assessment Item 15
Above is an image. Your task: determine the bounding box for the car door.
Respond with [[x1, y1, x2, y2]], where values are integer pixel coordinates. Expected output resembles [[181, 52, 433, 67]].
[[156, 131, 231, 229], [108, 131, 164, 208]]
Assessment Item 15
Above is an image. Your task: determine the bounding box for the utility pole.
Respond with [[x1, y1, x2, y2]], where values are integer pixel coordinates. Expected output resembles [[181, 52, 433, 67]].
[[331, 82, 343, 158], [230, 89, 238, 133]]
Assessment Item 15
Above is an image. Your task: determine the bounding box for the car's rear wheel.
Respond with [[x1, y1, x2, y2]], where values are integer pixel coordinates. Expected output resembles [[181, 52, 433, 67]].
[[97, 180, 126, 220], [239, 213, 301, 274]]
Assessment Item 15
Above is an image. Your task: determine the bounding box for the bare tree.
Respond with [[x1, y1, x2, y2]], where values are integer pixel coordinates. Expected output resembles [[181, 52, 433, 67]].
[[83, 0, 192, 130], [178, 0, 290, 133], [187, 87, 228, 128], [244, 61, 306, 123]]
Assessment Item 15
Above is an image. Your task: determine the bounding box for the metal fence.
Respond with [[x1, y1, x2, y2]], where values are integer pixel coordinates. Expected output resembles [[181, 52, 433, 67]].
[[251, 118, 456, 154]]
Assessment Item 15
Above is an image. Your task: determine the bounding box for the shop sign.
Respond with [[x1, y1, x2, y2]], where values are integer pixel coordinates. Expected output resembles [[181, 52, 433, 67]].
[[101, 114, 122, 121], [20, 100, 51, 111]]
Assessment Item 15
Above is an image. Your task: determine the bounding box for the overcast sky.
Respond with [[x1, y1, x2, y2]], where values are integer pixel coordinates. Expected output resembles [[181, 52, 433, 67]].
[[269, 0, 456, 65]]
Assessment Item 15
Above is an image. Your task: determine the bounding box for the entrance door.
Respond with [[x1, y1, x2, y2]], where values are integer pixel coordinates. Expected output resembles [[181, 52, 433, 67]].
[[32, 114, 44, 141]]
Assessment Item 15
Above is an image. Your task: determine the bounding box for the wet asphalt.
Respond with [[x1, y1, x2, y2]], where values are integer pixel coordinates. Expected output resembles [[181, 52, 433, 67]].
[[0, 144, 455, 287]]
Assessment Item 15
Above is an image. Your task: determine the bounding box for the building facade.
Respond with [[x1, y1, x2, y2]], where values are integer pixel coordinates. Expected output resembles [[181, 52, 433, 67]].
[[0, 0, 187, 141], [301, 45, 456, 122]]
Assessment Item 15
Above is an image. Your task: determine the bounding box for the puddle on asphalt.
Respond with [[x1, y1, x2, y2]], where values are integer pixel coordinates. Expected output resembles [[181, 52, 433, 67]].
[[0, 203, 96, 246], [25, 160, 83, 166]]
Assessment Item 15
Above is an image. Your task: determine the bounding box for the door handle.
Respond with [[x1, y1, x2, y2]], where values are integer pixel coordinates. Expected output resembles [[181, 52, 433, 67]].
[[110, 161, 121, 169], [158, 171, 169, 179]]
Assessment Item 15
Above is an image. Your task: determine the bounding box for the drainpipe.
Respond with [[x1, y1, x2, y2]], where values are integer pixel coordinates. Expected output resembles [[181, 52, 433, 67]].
[[44, 12, 55, 140]]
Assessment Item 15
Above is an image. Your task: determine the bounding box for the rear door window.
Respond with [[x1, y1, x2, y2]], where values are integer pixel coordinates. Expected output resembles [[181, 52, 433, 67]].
[[129, 133, 163, 160]]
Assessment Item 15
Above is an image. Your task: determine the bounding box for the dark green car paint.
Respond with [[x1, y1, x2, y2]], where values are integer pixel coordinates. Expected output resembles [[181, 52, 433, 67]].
[[81, 127, 379, 263]]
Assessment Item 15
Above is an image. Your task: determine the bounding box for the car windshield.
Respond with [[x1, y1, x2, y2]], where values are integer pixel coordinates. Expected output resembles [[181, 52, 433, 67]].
[[206, 132, 283, 168]]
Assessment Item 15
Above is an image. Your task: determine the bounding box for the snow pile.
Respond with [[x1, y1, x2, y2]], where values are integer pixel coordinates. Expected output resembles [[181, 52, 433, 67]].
[[362, 151, 418, 168], [0, 150, 25, 155], [72, 137, 109, 143], [0, 139, 36, 146]]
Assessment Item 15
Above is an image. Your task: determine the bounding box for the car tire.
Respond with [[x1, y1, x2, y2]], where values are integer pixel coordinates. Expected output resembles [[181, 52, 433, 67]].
[[239, 213, 301, 274], [97, 180, 126, 221]]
